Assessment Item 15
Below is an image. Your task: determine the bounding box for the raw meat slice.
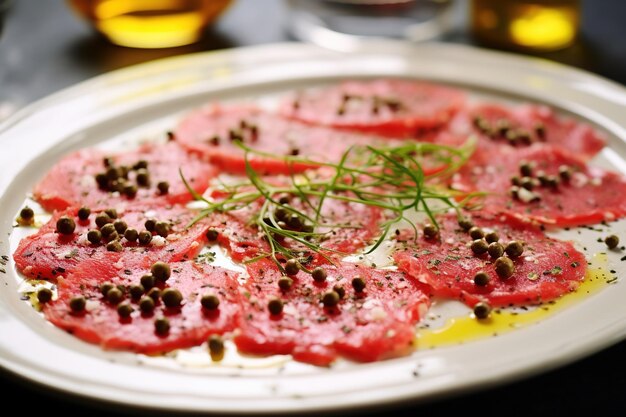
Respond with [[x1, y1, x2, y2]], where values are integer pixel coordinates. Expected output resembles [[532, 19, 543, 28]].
[[394, 213, 587, 307], [234, 259, 431, 366]]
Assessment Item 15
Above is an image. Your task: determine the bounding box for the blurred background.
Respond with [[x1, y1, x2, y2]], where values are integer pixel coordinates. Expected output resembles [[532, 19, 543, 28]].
[[0, 0, 625, 122]]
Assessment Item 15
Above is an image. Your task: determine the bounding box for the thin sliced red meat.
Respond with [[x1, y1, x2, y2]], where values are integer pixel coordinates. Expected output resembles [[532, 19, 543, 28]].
[[33, 142, 216, 212], [43, 258, 240, 354], [452, 145, 626, 226], [279, 79, 465, 138], [14, 205, 209, 280], [435, 104, 605, 159], [234, 259, 431, 366], [174, 105, 412, 175], [394, 213, 586, 307]]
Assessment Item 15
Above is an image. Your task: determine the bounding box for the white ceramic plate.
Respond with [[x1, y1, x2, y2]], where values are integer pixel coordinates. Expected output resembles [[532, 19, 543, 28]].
[[1, 42, 626, 414]]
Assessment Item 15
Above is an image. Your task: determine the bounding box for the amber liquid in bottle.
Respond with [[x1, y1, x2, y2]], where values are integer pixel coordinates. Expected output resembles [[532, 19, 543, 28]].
[[471, 0, 580, 51], [68, 0, 232, 48]]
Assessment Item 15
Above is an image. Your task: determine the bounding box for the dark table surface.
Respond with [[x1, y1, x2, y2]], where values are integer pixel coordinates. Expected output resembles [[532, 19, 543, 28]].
[[1, 0, 626, 416]]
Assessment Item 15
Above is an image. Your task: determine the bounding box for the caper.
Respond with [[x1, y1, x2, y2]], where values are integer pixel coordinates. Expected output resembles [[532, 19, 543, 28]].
[[123, 184, 138, 198], [322, 291, 340, 308], [144, 218, 157, 231], [95, 213, 112, 228], [140, 274, 155, 290], [470, 239, 489, 255], [351, 276, 366, 293], [129, 284, 144, 300], [138, 230, 152, 245], [106, 287, 124, 305], [473, 272, 490, 287], [151, 261, 171, 283], [284, 259, 299, 276], [423, 224, 438, 239], [473, 302, 492, 319], [147, 287, 161, 301], [333, 285, 345, 299], [157, 181, 169, 195], [100, 223, 116, 237], [485, 231, 499, 243], [208, 335, 225, 362], [206, 228, 219, 241], [77, 207, 90, 221], [495, 257, 515, 279], [87, 229, 102, 244], [56, 216, 76, 235], [124, 228, 138, 242], [201, 294, 220, 310], [505, 241, 524, 258], [468, 226, 484, 240], [277, 277, 293, 291], [268, 297, 283, 315], [162, 288, 183, 308], [136, 169, 150, 187], [117, 303, 133, 318], [519, 162, 533, 177], [37, 287, 53, 303], [488, 242, 505, 259], [139, 296, 155, 314], [106, 240, 123, 252], [154, 317, 170, 335], [69, 296, 86, 313], [155, 221, 170, 237], [458, 218, 474, 231], [311, 267, 327, 283], [605, 235, 620, 250]]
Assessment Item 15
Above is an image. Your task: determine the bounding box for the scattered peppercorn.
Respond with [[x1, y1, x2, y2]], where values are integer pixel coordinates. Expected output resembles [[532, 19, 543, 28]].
[[87, 229, 102, 244], [605, 235, 620, 250], [495, 257, 515, 279], [155, 221, 170, 237], [458, 218, 474, 231], [484, 231, 499, 243], [268, 298, 284, 315], [69, 296, 86, 313], [136, 169, 150, 187], [106, 240, 123, 252], [95, 213, 112, 228], [469, 227, 484, 240], [473, 302, 492, 319], [56, 216, 76, 235], [488, 242, 504, 259], [284, 259, 299, 276], [37, 287, 53, 303], [201, 294, 220, 310], [117, 303, 133, 318], [140, 274, 155, 290], [100, 223, 116, 237], [77, 206, 91, 221], [558, 165, 571, 182], [473, 272, 490, 287], [423, 224, 438, 239], [113, 220, 128, 234], [333, 285, 345, 299], [470, 239, 489, 255], [151, 261, 171, 283], [322, 291, 340, 308], [139, 296, 155, 314], [18, 206, 35, 225], [311, 267, 327, 283], [133, 160, 148, 170], [157, 181, 169, 195], [162, 288, 183, 308], [351, 276, 366, 292], [208, 335, 225, 362], [505, 241, 524, 258], [147, 287, 161, 301], [154, 317, 170, 335], [129, 284, 144, 300], [138, 230, 152, 245], [123, 184, 138, 198], [104, 208, 117, 219], [206, 228, 219, 241], [144, 219, 157, 231], [124, 228, 138, 242], [106, 287, 124, 304], [100, 282, 114, 296]]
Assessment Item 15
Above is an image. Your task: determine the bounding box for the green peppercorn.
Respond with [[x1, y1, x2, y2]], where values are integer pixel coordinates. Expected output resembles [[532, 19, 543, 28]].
[[206, 228, 219, 241], [311, 267, 327, 283], [505, 241, 524, 258], [144, 219, 156, 231], [155, 221, 170, 237], [136, 169, 150, 187], [485, 231, 499, 243], [106, 287, 124, 305], [284, 259, 299, 276], [37, 287, 53, 303], [208, 335, 225, 362], [76, 207, 90, 221], [151, 261, 171, 283], [157, 181, 169, 195], [106, 240, 123, 252], [605, 235, 620, 250], [138, 230, 152, 245], [124, 228, 138, 242], [473, 302, 492, 319], [495, 257, 515, 279], [113, 220, 128, 234], [322, 291, 340, 308], [123, 184, 138, 198], [140, 274, 155, 290], [117, 303, 133, 318], [129, 284, 144, 300], [201, 294, 220, 310], [100, 223, 116, 237], [469, 227, 484, 240], [470, 239, 489, 255], [139, 296, 155, 314], [333, 285, 345, 299], [162, 288, 183, 308], [423, 224, 438, 239], [351, 276, 366, 292], [268, 297, 284, 315], [519, 162, 533, 177], [488, 242, 504, 259], [56, 216, 76, 235], [69, 296, 86, 313], [100, 282, 114, 296], [154, 317, 170, 335], [95, 213, 112, 228], [458, 217, 474, 231], [473, 272, 490, 287], [87, 229, 102, 244], [147, 287, 161, 302], [277, 277, 293, 291]]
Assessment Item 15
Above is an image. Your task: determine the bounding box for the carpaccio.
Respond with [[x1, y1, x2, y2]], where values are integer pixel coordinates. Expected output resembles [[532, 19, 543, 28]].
[[12, 79, 623, 366]]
